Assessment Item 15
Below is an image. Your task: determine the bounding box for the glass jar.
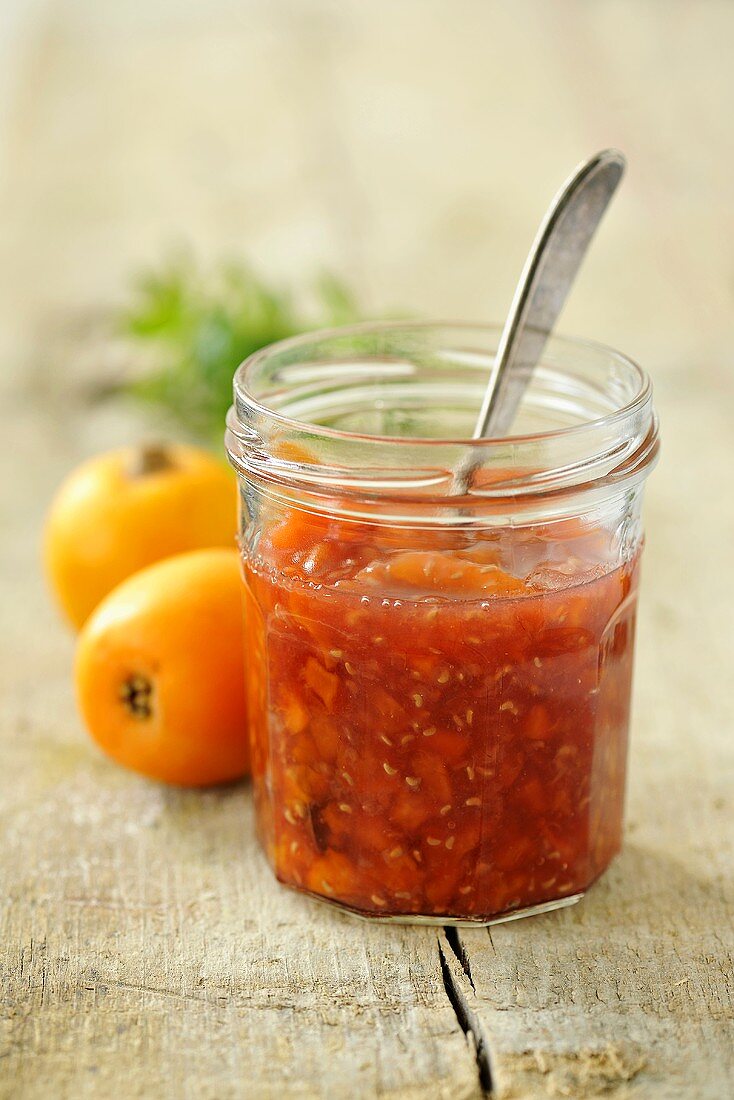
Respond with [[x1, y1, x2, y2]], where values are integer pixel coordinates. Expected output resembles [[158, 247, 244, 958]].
[[225, 322, 659, 926]]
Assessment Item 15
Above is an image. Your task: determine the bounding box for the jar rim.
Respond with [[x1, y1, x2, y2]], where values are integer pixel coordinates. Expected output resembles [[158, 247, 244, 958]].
[[230, 319, 652, 447], [226, 320, 658, 517]]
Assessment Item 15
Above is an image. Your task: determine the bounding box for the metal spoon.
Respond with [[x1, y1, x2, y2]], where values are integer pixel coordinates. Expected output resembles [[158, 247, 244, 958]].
[[453, 149, 626, 494]]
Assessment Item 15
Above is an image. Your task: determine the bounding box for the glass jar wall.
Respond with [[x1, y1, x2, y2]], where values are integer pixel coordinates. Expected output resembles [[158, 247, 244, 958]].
[[226, 323, 658, 925]]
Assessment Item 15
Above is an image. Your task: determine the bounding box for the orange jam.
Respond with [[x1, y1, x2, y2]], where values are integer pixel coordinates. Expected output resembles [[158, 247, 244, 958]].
[[242, 507, 638, 922]]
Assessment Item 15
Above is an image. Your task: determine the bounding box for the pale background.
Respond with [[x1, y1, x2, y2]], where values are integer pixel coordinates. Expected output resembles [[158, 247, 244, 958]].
[[1, 3, 733, 1098]]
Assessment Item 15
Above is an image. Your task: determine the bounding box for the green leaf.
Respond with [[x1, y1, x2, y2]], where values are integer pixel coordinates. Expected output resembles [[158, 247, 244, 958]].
[[117, 254, 361, 445]]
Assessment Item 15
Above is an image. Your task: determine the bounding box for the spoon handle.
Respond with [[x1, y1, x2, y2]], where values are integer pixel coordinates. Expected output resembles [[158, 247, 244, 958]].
[[472, 149, 626, 442]]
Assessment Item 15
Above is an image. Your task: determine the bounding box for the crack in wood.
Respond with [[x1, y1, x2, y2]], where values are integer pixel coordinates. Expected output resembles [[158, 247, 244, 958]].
[[438, 931, 494, 1096], [445, 926, 476, 992]]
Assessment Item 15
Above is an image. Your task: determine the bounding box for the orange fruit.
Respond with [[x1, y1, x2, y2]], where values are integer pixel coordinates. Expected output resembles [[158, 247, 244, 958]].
[[44, 443, 236, 629], [75, 549, 249, 786]]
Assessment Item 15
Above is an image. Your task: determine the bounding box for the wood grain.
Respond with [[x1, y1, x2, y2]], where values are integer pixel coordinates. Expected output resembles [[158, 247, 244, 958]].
[[0, 401, 485, 1099], [1, 1, 734, 1097], [2, 781, 482, 1099]]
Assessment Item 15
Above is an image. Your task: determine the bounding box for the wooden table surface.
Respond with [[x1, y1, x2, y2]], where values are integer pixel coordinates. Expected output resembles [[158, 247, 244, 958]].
[[1, 2, 733, 1097]]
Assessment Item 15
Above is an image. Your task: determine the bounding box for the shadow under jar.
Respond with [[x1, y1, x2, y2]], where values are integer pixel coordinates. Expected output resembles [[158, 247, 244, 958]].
[[226, 322, 659, 926]]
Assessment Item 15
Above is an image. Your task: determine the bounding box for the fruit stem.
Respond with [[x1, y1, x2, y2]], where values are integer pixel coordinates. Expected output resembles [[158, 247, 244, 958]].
[[128, 443, 175, 477]]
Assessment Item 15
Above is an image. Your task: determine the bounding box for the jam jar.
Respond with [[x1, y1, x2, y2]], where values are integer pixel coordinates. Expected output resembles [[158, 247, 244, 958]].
[[226, 322, 659, 925]]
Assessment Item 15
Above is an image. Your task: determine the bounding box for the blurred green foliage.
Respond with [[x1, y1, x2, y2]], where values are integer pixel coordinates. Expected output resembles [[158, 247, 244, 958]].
[[119, 255, 360, 444]]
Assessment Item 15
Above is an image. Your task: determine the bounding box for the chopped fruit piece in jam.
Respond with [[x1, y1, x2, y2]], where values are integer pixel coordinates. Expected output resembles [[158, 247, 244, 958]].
[[242, 509, 638, 921], [352, 551, 526, 596]]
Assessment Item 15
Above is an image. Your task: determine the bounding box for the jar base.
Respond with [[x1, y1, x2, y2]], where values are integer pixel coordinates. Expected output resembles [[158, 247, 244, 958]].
[[287, 884, 585, 927]]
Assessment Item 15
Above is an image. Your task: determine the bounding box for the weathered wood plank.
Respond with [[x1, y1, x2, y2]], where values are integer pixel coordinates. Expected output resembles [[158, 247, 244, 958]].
[[0, 397, 483, 1099], [446, 385, 734, 1098], [453, 848, 734, 1098], [1, 775, 481, 1099]]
